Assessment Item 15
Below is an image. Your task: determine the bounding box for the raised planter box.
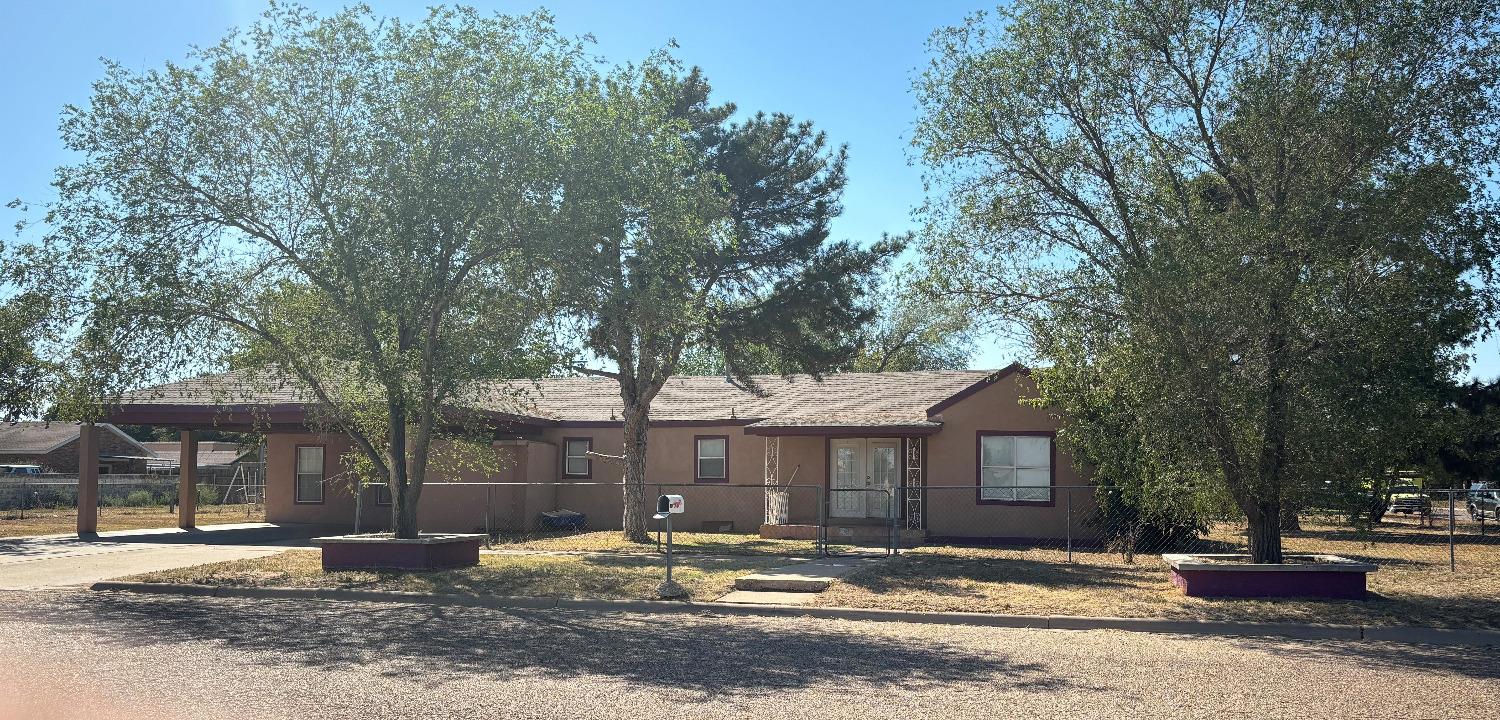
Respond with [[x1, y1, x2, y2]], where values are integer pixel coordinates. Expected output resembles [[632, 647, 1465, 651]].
[[1163, 553, 1378, 600], [313, 533, 484, 571]]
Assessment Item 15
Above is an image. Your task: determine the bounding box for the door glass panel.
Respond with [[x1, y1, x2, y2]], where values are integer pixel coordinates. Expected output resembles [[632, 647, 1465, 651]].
[[831, 443, 864, 518], [868, 445, 897, 518]]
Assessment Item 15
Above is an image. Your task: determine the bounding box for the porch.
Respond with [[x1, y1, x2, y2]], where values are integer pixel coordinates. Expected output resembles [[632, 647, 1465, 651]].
[[748, 419, 935, 548]]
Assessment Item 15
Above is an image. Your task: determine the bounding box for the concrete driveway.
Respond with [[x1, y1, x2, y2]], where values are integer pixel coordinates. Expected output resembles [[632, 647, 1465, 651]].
[[0, 523, 330, 590]]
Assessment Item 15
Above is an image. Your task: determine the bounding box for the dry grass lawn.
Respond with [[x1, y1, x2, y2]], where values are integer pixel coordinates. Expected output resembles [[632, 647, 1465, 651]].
[[815, 521, 1500, 629], [494, 530, 834, 557], [0, 504, 265, 538], [121, 548, 781, 601]]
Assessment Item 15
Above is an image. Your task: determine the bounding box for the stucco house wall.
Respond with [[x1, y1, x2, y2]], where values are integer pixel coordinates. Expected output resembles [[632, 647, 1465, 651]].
[[241, 368, 1094, 539]]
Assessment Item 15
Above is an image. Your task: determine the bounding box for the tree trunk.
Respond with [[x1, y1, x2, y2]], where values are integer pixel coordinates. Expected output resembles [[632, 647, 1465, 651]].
[[389, 421, 423, 539], [393, 482, 420, 539], [621, 403, 652, 542], [1247, 502, 1283, 563]]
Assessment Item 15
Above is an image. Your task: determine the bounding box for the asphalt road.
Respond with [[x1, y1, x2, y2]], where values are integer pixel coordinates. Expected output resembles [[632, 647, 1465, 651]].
[[1, 590, 1495, 720]]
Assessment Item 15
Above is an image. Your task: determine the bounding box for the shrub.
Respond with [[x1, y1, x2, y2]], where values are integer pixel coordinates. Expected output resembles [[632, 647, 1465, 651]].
[[123, 490, 156, 507]]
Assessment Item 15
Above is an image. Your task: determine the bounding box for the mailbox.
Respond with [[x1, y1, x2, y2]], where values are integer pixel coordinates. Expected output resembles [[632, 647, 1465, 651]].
[[656, 494, 685, 514]]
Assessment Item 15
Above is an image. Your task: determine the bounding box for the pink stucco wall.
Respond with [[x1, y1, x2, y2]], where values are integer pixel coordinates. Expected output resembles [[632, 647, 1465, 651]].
[[262, 372, 1092, 538]]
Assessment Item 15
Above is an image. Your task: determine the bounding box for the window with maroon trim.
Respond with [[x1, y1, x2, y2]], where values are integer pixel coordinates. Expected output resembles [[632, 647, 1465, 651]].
[[294, 445, 325, 504], [374, 482, 392, 506], [695, 436, 728, 483], [977, 433, 1052, 503], [563, 438, 592, 478]]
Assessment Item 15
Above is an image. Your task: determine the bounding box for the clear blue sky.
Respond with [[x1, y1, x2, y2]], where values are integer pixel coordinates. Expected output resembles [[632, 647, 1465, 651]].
[[2, 1, 1496, 378]]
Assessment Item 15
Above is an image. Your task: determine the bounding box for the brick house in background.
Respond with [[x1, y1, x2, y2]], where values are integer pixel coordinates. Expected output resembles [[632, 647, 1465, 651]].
[[0, 422, 154, 474]]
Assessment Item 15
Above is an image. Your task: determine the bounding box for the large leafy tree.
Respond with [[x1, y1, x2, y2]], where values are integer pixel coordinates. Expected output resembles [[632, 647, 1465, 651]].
[[18, 6, 582, 537], [559, 59, 895, 541], [677, 269, 976, 375], [0, 282, 53, 421], [917, 0, 1499, 561]]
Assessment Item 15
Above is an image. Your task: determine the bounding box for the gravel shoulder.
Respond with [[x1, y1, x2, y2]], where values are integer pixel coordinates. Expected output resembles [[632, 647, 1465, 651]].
[[2, 589, 1497, 720]]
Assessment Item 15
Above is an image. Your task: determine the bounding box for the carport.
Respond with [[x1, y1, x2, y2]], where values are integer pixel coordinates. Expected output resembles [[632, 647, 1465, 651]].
[[75, 403, 307, 537]]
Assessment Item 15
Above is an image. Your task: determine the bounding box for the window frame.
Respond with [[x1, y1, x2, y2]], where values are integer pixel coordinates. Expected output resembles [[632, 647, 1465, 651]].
[[975, 430, 1056, 506], [694, 434, 729, 484], [293, 444, 327, 505], [562, 437, 593, 479]]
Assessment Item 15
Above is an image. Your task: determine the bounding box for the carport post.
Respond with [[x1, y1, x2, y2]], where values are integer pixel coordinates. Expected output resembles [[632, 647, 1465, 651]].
[[178, 430, 197, 530], [77, 423, 99, 536]]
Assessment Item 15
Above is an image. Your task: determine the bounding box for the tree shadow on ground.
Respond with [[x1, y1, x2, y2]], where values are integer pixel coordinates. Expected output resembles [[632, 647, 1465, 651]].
[[19, 592, 1070, 696], [841, 553, 1159, 593], [1226, 635, 1500, 681]]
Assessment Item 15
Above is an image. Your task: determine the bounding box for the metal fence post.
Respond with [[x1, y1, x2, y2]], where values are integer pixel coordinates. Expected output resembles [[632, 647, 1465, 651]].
[[1448, 489, 1456, 573], [889, 489, 898, 556], [817, 486, 827, 557], [1065, 488, 1073, 563]]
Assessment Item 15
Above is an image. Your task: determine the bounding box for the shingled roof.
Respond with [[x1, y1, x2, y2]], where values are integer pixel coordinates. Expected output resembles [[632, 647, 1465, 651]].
[[118, 367, 1015, 427], [0, 421, 154, 457]]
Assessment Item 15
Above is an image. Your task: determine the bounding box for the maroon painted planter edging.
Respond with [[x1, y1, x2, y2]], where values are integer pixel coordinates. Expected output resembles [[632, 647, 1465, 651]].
[[1163, 554, 1378, 600], [313, 534, 483, 571]]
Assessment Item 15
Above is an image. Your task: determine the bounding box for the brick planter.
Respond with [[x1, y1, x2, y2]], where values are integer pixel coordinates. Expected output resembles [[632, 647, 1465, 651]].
[[313, 533, 484, 571], [1163, 554, 1378, 599]]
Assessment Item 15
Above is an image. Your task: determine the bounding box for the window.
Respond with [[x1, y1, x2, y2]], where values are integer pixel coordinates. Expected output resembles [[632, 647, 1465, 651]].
[[695, 436, 728, 483], [373, 482, 391, 506], [978, 433, 1052, 503], [563, 438, 592, 478], [295, 446, 325, 503]]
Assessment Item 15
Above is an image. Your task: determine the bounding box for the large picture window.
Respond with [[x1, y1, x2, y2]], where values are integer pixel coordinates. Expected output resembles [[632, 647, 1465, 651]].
[[295, 445, 325, 504], [563, 438, 592, 478], [695, 436, 728, 483], [977, 433, 1052, 503]]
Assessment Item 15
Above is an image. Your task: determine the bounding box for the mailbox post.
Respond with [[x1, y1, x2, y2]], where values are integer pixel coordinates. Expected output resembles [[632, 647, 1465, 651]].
[[654, 494, 686, 598]]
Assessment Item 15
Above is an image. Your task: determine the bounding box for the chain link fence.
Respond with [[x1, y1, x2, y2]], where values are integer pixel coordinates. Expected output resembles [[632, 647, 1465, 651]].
[[0, 465, 266, 534]]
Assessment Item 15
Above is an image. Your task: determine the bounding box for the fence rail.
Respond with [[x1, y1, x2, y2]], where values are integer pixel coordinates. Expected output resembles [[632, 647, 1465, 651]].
[[4, 477, 1489, 569]]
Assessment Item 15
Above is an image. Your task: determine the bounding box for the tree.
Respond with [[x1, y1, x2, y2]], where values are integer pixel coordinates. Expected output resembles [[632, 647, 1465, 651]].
[[1427, 378, 1500, 488], [848, 271, 974, 372], [19, 5, 582, 538], [0, 282, 53, 421], [557, 59, 896, 541], [917, 0, 1499, 561], [676, 269, 975, 376]]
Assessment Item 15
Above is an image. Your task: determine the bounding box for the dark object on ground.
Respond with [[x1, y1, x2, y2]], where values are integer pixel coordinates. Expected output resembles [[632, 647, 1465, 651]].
[[538, 509, 587, 532], [313, 533, 483, 570]]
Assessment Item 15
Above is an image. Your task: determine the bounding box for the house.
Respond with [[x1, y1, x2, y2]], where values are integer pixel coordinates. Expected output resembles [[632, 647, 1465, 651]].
[[88, 363, 1090, 540], [0, 421, 153, 475], [143, 441, 258, 475]]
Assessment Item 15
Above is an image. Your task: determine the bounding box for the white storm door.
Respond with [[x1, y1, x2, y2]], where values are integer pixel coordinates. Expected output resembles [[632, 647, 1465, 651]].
[[867, 439, 900, 519], [830, 439, 866, 518]]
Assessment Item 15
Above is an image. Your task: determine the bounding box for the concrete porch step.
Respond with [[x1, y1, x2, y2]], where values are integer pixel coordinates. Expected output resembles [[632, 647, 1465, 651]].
[[732, 556, 876, 593]]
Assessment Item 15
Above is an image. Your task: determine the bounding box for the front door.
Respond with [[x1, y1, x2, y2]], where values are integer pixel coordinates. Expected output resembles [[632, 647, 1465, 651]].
[[830, 438, 900, 519]]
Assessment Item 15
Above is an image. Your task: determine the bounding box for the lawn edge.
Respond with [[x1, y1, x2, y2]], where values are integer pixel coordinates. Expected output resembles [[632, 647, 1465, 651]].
[[88, 581, 1500, 648]]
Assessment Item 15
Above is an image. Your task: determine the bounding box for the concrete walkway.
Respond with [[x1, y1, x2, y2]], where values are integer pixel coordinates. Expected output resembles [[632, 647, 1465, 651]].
[[0, 523, 329, 590], [720, 554, 883, 605]]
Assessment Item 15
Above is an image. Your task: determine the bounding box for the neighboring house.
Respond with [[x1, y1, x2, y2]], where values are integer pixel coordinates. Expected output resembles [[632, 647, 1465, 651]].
[[0, 421, 154, 475], [143, 441, 258, 475], [102, 364, 1090, 539]]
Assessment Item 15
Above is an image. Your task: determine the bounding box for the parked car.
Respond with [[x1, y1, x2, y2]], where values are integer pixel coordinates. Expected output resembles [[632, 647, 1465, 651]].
[[1468, 484, 1499, 521], [0, 464, 42, 476], [1388, 485, 1431, 516]]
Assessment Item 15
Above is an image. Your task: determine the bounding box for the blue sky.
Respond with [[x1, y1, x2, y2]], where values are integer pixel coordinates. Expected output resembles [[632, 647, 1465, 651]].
[[2, 1, 1496, 378]]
